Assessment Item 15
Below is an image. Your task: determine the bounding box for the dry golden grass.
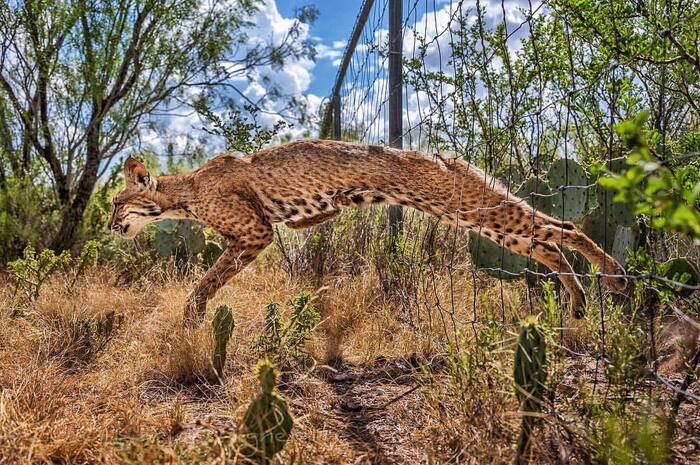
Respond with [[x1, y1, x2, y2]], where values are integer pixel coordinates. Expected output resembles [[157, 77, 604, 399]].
[[0, 251, 698, 464]]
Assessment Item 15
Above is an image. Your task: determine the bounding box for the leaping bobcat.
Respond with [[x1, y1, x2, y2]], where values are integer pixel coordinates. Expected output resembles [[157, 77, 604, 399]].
[[107, 140, 628, 325]]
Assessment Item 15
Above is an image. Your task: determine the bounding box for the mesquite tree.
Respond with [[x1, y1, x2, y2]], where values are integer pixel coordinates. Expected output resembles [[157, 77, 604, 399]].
[[0, 0, 316, 251]]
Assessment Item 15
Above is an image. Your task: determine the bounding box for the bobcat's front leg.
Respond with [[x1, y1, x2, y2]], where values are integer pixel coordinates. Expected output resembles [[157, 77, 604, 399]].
[[184, 232, 272, 327]]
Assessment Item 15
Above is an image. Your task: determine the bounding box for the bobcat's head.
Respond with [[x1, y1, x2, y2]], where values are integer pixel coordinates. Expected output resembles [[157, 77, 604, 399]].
[[107, 159, 163, 238]]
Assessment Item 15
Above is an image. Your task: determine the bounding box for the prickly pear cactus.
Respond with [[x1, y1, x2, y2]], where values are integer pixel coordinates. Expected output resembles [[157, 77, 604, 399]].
[[580, 157, 637, 253], [514, 316, 548, 464], [660, 258, 700, 298], [154, 219, 205, 260], [516, 177, 555, 216], [585, 171, 600, 211], [212, 305, 235, 379], [468, 231, 529, 280], [243, 359, 294, 463], [611, 226, 636, 266], [581, 207, 635, 255], [546, 159, 589, 221]]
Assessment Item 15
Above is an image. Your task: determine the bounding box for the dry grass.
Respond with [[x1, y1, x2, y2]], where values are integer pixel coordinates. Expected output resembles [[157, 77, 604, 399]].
[[0, 249, 698, 464]]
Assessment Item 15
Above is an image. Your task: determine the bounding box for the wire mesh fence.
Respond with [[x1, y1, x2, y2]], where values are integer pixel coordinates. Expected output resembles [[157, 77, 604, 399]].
[[315, 0, 700, 438]]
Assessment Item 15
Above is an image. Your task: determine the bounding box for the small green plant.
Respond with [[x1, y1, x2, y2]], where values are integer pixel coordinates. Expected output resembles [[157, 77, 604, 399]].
[[212, 305, 235, 380], [65, 240, 101, 292], [8, 240, 102, 305], [8, 244, 71, 303], [539, 280, 559, 330], [603, 308, 646, 391], [242, 359, 294, 463], [592, 411, 671, 465], [659, 257, 699, 298], [513, 316, 548, 464], [252, 291, 320, 368]]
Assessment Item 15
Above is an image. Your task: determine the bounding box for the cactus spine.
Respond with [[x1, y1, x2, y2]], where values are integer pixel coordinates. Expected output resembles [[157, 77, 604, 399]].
[[212, 305, 235, 379], [513, 316, 548, 464], [243, 360, 294, 463]]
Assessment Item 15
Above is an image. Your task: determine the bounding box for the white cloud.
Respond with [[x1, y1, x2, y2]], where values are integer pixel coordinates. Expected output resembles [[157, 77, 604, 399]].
[[316, 43, 343, 60], [141, 0, 327, 157]]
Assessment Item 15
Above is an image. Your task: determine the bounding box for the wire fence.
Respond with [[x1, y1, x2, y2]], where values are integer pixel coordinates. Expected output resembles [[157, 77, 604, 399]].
[[318, 0, 700, 430]]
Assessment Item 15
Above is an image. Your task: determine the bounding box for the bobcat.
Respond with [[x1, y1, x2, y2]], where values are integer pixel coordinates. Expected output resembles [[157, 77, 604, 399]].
[[107, 140, 628, 325]]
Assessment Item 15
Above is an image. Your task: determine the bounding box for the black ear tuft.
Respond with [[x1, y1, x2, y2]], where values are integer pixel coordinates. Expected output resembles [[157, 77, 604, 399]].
[[124, 158, 152, 188]]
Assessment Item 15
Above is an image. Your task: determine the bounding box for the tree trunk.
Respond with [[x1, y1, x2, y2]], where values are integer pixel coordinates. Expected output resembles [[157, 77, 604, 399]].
[[49, 123, 102, 252]]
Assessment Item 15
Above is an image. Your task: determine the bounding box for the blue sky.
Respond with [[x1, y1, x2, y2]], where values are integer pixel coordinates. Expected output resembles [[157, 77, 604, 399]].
[[276, 0, 363, 96]]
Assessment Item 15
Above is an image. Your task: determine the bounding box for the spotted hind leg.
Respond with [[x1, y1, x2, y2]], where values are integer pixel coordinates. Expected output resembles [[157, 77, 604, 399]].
[[534, 221, 628, 294], [502, 235, 587, 317]]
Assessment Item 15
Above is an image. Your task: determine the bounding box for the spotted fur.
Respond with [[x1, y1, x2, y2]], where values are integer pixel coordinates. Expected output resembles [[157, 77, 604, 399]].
[[108, 140, 628, 325]]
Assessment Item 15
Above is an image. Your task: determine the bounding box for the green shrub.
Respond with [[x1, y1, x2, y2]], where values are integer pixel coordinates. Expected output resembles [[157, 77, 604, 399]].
[[8, 240, 101, 309], [592, 411, 671, 465], [252, 291, 320, 368], [8, 245, 71, 303]]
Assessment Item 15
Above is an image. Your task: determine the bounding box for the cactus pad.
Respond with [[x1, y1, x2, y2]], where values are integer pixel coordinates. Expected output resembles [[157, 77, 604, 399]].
[[212, 305, 234, 379], [243, 359, 294, 462], [546, 159, 589, 221], [514, 316, 548, 462], [514, 317, 548, 407], [494, 164, 525, 188], [154, 219, 205, 259], [516, 177, 555, 216], [581, 207, 635, 255], [202, 240, 224, 266]]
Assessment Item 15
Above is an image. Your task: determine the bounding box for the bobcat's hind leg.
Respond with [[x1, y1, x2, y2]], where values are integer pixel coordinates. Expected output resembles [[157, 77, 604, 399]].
[[502, 235, 587, 318], [285, 209, 341, 229], [534, 221, 628, 294]]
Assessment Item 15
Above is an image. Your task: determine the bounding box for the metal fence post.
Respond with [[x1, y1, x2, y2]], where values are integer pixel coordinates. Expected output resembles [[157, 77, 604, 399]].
[[333, 96, 341, 141], [388, 0, 403, 241]]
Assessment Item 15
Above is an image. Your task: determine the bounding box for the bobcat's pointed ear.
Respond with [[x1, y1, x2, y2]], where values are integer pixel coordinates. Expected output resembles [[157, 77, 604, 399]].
[[124, 158, 154, 189]]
